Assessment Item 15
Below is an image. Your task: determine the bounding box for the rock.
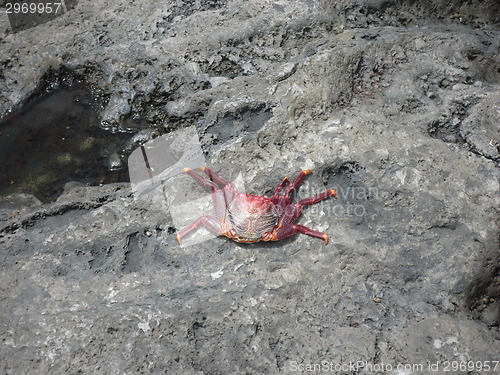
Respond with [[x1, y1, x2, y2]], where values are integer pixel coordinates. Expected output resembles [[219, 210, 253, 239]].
[[107, 152, 123, 171], [209, 76, 231, 88], [0, 0, 499, 373], [460, 92, 500, 162]]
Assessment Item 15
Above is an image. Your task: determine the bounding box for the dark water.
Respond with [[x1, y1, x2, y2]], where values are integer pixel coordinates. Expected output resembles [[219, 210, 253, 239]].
[[0, 84, 130, 202]]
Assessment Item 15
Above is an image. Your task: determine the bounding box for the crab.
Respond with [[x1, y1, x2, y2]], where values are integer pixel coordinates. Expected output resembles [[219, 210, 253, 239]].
[[176, 167, 337, 245]]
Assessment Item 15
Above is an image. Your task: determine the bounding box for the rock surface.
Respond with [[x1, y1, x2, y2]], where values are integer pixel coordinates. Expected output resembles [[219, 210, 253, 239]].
[[0, 0, 499, 374]]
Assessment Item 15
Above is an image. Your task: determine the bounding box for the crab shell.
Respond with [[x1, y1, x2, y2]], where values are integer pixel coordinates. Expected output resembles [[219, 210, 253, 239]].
[[224, 193, 279, 243]]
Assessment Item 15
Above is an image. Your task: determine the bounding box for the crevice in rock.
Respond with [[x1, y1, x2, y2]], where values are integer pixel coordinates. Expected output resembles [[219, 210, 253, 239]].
[[464, 237, 500, 327], [426, 96, 480, 144], [122, 231, 142, 274], [0, 195, 113, 234]]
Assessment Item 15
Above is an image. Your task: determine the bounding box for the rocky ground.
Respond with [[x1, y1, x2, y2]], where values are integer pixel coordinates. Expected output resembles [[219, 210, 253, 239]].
[[0, 0, 499, 374]]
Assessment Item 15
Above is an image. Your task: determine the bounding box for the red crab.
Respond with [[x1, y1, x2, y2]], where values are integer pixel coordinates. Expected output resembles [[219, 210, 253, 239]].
[[176, 167, 337, 244]]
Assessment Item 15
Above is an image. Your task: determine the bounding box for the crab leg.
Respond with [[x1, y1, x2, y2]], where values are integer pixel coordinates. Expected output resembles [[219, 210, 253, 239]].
[[283, 170, 312, 196], [176, 215, 222, 244], [180, 168, 234, 242], [298, 189, 337, 206], [272, 223, 329, 244], [195, 167, 239, 220], [182, 168, 220, 191], [273, 186, 336, 242], [211, 189, 230, 223], [277, 189, 337, 225], [272, 176, 289, 198], [198, 166, 236, 189], [277, 204, 302, 225]]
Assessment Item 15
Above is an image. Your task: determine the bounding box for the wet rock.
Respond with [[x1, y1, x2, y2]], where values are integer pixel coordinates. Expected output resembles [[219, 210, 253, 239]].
[[0, 0, 499, 373], [123, 128, 161, 152], [107, 152, 123, 171]]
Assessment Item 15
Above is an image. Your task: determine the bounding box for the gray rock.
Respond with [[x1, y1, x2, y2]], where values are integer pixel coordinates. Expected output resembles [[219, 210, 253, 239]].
[[460, 92, 500, 162], [0, 0, 499, 374]]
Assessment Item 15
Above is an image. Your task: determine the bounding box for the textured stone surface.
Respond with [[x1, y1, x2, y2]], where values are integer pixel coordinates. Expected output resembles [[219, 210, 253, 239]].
[[0, 0, 499, 374]]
